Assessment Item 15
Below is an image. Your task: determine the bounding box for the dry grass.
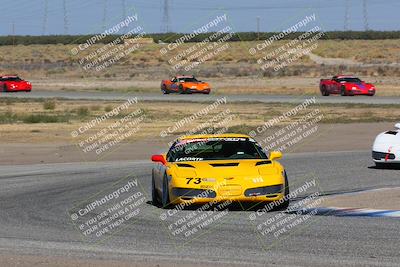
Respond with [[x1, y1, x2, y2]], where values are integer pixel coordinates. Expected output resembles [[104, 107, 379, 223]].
[[1, 40, 400, 96], [313, 39, 400, 64], [1, 39, 399, 78], [2, 40, 398, 66]]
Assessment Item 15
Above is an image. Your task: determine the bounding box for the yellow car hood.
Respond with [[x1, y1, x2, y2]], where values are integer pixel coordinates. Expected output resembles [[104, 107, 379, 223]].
[[168, 159, 281, 178]]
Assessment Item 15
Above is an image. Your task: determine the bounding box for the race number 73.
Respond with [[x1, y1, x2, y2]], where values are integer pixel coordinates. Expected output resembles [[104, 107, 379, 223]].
[[186, 178, 202, 184]]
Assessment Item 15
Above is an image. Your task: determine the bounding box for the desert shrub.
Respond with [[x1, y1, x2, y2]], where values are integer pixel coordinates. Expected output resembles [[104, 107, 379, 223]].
[[22, 114, 69, 123], [76, 106, 90, 116], [104, 105, 113, 112], [0, 111, 18, 123], [43, 99, 56, 110], [90, 105, 101, 111]]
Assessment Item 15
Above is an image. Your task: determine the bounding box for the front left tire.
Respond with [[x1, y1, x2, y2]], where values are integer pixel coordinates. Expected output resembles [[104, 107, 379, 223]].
[[162, 174, 172, 208]]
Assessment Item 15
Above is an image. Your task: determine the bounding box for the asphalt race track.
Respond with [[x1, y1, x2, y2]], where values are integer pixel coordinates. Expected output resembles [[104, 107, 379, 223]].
[[2, 90, 400, 105], [1, 150, 399, 266]]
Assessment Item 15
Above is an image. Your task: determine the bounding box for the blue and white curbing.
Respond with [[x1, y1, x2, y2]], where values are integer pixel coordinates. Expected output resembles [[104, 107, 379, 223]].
[[288, 207, 400, 218]]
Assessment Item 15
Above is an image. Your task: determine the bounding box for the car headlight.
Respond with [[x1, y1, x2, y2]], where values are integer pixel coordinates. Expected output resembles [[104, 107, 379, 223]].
[[352, 87, 357, 90]]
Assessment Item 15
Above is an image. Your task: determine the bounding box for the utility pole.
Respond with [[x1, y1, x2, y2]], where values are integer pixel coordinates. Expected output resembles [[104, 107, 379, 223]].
[[121, 0, 127, 33], [12, 22, 15, 46], [63, 0, 69, 34], [256, 16, 260, 40], [363, 0, 370, 31], [122, 0, 127, 19], [42, 0, 48, 35], [161, 0, 171, 33], [344, 0, 350, 30], [102, 0, 108, 31]]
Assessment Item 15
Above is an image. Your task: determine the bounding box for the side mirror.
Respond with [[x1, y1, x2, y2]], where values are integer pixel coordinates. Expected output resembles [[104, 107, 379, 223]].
[[395, 123, 400, 129], [269, 151, 282, 161], [151, 154, 167, 165]]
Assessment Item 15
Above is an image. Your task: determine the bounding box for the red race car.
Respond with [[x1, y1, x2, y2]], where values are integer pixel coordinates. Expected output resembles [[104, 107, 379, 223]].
[[0, 75, 32, 92], [320, 75, 375, 96], [161, 75, 211, 94]]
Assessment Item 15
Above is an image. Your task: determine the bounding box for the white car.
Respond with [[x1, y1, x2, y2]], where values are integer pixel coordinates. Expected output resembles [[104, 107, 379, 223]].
[[372, 123, 400, 167]]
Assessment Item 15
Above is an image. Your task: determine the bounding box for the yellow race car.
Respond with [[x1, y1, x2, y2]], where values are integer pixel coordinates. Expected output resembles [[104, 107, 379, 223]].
[[151, 134, 289, 210]]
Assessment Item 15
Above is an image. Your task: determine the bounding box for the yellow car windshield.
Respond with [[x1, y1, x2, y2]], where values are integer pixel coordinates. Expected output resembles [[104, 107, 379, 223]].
[[167, 138, 267, 162]]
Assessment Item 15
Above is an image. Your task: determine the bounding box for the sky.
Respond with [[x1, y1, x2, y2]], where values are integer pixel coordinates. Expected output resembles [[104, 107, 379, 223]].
[[0, 0, 399, 36]]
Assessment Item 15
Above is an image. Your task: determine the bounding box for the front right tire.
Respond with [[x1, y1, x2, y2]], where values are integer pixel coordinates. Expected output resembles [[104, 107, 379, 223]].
[[274, 171, 290, 211], [151, 175, 161, 207], [161, 85, 169, 94], [341, 86, 347, 96], [321, 85, 329, 96], [375, 162, 385, 168]]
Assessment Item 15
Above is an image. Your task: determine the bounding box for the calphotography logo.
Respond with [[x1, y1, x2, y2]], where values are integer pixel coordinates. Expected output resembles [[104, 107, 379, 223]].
[[159, 97, 228, 139], [74, 14, 139, 53], [160, 13, 236, 72], [248, 178, 324, 244], [68, 176, 146, 242], [71, 11, 146, 72], [158, 181, 233, 242], [249, 13, 326, 73], [248, 97, 324, 153], [70, 97, 146, 159]]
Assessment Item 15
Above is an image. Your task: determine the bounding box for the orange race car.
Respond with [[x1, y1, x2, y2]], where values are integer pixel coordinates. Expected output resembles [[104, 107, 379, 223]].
[[161, 75, 211, 94]]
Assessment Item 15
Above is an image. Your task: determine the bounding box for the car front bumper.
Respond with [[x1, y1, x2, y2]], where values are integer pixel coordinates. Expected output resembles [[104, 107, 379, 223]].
[[372, 150, 400, 163], [186, 88, 211, 94], [170, 185, 285, 205], [349, 89, 375, 95]]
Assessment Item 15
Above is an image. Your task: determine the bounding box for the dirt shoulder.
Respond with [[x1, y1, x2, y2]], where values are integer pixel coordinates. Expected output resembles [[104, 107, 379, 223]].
[[317, 187, 400, 211], [0, 253, 247, 267]]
